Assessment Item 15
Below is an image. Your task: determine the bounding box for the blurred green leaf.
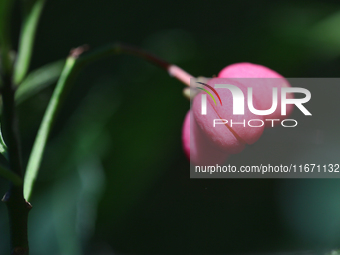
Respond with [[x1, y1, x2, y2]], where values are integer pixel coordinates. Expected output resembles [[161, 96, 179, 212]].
[[15, 60, 65, 104], [43, 79, 119, 177], [308, 11, 340, 56], [0, 164, 22, 186], [52, 156, 105, 255], [14, 0, 46, 85], [28, 82, 117, 254], [327, 250, 340, 255], [0, 124, 8, 160]]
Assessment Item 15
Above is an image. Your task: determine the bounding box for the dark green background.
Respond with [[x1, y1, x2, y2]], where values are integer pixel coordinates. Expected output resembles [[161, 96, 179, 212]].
[[2, 0, 340, 254]]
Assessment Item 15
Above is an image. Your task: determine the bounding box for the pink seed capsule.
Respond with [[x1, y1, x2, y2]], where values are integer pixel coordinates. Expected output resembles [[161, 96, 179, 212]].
[[192, 78, 264, 153], [182, 110, 229, 166], [182, 63, 294, 165], [218, 62, 294, 127]]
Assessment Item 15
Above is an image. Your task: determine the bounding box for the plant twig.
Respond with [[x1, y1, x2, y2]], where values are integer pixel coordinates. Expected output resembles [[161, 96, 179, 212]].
[[0, 1, 31, 253], [0, 0, 15, 77], [77, 43, 193, 85]]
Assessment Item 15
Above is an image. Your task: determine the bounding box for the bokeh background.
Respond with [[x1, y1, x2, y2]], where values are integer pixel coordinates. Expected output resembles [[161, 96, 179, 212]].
[[2, 0, 340, 254]]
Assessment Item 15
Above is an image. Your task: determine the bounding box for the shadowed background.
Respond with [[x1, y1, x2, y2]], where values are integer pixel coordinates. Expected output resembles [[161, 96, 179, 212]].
[[1, 0, 340, 254]]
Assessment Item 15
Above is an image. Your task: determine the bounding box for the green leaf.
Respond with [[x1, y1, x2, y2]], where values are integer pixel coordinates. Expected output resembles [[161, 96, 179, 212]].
[[14, 0, 46, 85], [0, 124, 8, 160], [0, 164, 22, 186], [307, 11, 340, 56], [15, 60, 65, 104], [24, 56, 77, 201], [326, 250, 340, 255]]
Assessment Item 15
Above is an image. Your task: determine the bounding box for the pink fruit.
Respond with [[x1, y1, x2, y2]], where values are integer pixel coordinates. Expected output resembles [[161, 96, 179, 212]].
[[218, 62, 284, 79], [182, 111, 229, 166], [192, 78, 264, 153], [218, 62, 294, 126], [182, 62, 294, 166]]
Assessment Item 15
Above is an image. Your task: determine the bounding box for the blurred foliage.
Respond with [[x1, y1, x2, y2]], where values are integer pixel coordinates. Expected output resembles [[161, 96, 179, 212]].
[[15, 59, 64, 105], [1, 0, 340, 254]]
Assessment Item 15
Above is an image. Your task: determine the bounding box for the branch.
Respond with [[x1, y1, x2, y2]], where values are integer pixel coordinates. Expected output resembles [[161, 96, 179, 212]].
[[77, 43, 193, 85], [1, 2, 32, 251], [1, 61, 31, 255], [0, 0, 15, 77]]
